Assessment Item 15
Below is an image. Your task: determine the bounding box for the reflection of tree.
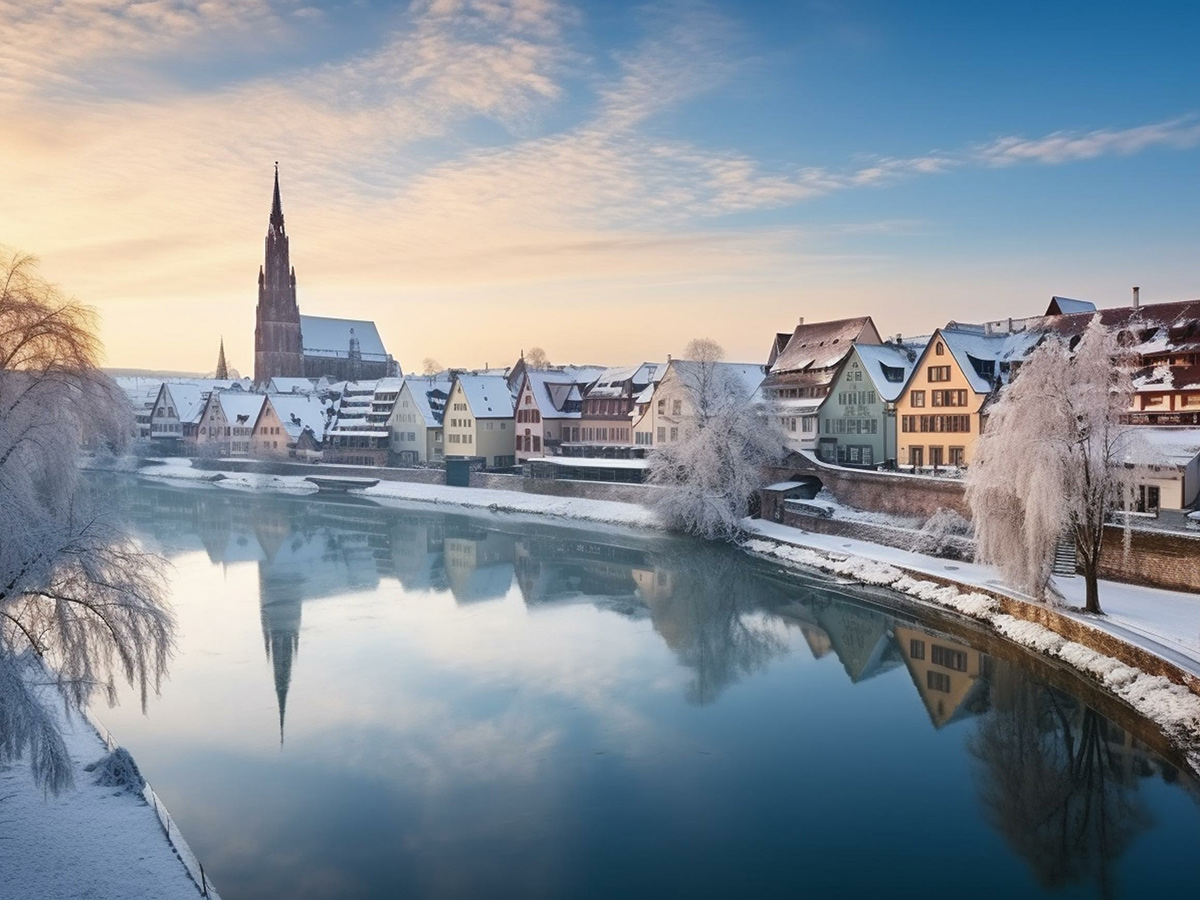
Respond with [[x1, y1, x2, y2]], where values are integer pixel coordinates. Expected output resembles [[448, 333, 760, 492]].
[[643, 547, 788, 704], [968, 667, 1151, 896]]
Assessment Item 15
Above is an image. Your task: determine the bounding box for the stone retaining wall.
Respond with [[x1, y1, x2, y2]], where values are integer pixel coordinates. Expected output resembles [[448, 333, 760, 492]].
[[1099, 524, 1200, 594], [765, 457, 968, 518]]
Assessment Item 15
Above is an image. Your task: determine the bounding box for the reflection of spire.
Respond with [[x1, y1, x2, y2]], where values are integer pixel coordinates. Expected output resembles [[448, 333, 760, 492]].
[[260, 581, 302, 745]]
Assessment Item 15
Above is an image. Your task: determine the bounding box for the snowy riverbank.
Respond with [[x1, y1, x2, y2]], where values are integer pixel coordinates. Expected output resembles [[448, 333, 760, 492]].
[[0, 668, 213, 900]]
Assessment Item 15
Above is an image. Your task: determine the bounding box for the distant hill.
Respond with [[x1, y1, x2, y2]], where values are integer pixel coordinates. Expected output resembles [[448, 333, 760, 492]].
[[103, 367, 207, 379]]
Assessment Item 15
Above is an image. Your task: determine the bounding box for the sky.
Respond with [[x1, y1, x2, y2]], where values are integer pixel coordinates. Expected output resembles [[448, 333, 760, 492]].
[[1, 0, 1198, 373]]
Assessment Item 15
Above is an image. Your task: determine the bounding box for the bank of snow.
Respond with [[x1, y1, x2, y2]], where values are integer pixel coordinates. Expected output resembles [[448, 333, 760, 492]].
[[742, 519, 1200, 773], [130, 458, 660, 530], [0, 681, 207, 899]]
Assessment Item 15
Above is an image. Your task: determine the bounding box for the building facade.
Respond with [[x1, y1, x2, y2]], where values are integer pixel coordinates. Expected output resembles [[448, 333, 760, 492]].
[[389, 377, 451, 465], [816, 341, 921, 467], [443, 374, 516, 467]]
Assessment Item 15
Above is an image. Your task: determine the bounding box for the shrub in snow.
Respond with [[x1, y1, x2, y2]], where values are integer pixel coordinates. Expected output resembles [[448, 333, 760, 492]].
[[966, 319, 1145, 613], [0, 249, 174, 795], [84, 746, 145, 794], [648, 340, 783, 540], [911, 507, 974, 560]]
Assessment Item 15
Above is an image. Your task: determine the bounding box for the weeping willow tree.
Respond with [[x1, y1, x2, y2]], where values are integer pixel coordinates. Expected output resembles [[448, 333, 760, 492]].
[[0, 249, 174, 794], [965, 319, 1139, 613]]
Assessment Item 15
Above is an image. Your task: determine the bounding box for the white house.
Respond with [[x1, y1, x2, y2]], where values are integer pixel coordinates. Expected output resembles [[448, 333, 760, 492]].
[[632, 359, 765, 448], [195, 392, 267, 456], [390, 376, 452, 464], [444, 374, 516, 467]]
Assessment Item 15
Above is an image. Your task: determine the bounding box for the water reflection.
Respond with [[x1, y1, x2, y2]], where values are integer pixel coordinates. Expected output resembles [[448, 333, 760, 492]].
[[98, 477, 1198, 900]]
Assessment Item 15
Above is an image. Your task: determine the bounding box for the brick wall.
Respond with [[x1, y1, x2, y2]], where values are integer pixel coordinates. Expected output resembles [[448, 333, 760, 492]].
[[765, 457, 968, 518], [470, 471, 662, 505], [1099, 525, 1200, 593]]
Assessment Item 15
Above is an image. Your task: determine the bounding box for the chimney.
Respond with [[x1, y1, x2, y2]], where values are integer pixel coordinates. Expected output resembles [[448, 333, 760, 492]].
[[798, 317, 805, 326], [1132, 286, 1140, 309], [895, 333, 902, 343]]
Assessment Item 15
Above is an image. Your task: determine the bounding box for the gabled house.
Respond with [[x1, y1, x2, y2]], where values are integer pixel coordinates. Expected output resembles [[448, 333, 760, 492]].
[[149, 379, 251, 448], [194, 392, 268, 456], [514, 367, 605, 461], [816, 338, 924, 467], [390, 376, 452, 465], [443, 374, 516, 467], [761, 316, 882, 452], [572, 363, 662, 455], [251, 394, 330, 460], [894, 325, 1042, 470], [631, 359, 765, 449], [323, 378, 402, 466]]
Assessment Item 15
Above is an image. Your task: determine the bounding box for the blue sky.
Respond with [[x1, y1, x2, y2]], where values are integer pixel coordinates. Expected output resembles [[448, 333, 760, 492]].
[[0, 0, 1197, 371]]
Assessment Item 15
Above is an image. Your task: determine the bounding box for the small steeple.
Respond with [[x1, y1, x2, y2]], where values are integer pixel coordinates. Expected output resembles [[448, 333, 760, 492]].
[[215, 337, 229, 380], [270, 161, 284, 231]]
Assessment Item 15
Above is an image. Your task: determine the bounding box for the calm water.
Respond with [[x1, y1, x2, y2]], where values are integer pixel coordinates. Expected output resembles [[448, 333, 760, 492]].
[[91, 477, 1200, 899]]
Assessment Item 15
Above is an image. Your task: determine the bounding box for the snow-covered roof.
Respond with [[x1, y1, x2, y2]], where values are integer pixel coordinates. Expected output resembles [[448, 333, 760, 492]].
[[1046, 296, 1097, 316], [266, 394, 330, 441], [530, 456, 648, 469], [1122, 427, 1200, 468], [214, 392, 267, 424], [160, 383, 209, 423], [522, 370, 588, 419], [300, 315, 389, 361], [850, 339, 926, 402], [770, 316, 880, 374], [402, 376, 453, 428], [454, 374, 515, 418], [936, 326, 1045, 394], [268, 377, 317, 394], [584, 363, 663, 399]]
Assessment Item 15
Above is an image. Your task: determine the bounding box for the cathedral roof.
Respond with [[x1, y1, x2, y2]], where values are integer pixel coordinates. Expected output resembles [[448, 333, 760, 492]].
[[300, 315, 388, 362]]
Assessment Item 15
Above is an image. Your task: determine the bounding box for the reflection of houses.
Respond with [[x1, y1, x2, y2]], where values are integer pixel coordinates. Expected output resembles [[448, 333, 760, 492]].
[[894, 625, 991, 727], [443, 530, 516, 603], [811, 602, 902, 683], [514, 534, 644, 605]]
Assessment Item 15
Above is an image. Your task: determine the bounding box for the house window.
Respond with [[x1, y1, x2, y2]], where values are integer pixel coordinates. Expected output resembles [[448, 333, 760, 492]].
[[935, 342, 944, 356], [928, 366, 951, 382], [802, 417, 815, 433], [911, 391, 925, 408], [931, 645, 968, 672], [949, 446, 964, 466], [657, 399, 665, 414], [910, 639, 925, 660], [670, 427, 678, 441], [909, 446, 924, 467], [672, 399, 682, 415], [927, 671, 951, 693], [929, 446, 944, 467]]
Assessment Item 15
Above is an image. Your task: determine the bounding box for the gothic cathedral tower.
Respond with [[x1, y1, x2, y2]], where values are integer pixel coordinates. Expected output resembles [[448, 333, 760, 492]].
[[253, 164, 304, 385]]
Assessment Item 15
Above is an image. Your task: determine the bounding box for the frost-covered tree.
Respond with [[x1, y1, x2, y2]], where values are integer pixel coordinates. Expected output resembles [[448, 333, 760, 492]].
[[524, 347, 551, 369], [0, 250, 174, 794], [965, 319, 1137, 612], [647, 339, 782, 539], [422, 357, 442, 376]]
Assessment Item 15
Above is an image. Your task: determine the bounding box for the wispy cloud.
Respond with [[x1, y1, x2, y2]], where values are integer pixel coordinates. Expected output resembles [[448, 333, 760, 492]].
[[975, 116, 1200, 166]]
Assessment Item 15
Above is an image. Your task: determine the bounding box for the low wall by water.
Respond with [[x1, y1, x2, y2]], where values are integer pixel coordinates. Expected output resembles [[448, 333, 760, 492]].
[[180, 457, 660, 505], [765, 455, 969, 518], [1099, 525, 1200, 594]]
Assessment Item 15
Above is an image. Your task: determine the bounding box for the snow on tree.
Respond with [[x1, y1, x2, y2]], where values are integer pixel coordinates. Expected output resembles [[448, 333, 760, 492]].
[[911, 507, 974, 560], [965, 318, 1140, 613], [0, 249, 174, 794], [525, 347, 551, 369], [647, 338, 782, 540]]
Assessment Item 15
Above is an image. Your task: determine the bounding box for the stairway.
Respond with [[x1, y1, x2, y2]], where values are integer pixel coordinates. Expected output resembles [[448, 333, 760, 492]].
[[1052, 536, 1077, 577]]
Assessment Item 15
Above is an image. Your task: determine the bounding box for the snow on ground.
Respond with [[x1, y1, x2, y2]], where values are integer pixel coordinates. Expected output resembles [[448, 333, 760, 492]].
[[0, 687, 204, 900]]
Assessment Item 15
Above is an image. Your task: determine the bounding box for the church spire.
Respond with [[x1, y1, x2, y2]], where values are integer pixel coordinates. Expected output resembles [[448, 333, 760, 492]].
[[270, 161, 285, 231], [215, 337, 229, 380]]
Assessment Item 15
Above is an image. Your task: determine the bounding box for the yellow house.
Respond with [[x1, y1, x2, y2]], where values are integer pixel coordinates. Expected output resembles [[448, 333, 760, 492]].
[[894, 325, 1041, 469], [443, 374, 516, 467]]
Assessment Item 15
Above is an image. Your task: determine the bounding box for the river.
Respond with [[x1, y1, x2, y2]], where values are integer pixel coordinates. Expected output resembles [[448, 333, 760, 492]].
[[92, 476, 1200, 899]]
